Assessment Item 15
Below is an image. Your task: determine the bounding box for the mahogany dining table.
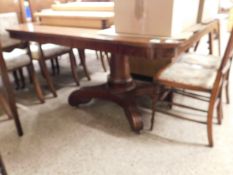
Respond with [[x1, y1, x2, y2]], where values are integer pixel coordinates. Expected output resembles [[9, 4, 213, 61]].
[[7, 19, 220, 132]]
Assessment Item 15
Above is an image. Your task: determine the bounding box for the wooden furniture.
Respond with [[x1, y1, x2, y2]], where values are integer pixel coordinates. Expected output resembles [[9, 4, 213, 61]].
[[151, 27, 233, 147], [7, 19, 220, 132], [29, 43, 79, 97], [0, 12, 44, 102], [27, 0, 81, 97], [29, 0, 91, 82], [0, 154, 7, 175], [0, 0, 28, 136], [33, 1, 114, 78], [0, 47, 23, 136], [130, 19, 221, 78], [179, 52, 231, 105]]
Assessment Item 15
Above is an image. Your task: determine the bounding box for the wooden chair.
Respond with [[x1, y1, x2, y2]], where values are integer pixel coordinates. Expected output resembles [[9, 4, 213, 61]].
[[151, 27, 233, 147], [0, 12, 44, 103], [0, 46, 23, 136], [0, 0, 25, 136], [29, 42, 79, 97], [28, 0, 90, 84]]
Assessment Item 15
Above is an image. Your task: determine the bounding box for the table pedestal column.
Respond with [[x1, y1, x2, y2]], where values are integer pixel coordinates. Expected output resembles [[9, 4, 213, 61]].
[[68, 54, 152, 132]]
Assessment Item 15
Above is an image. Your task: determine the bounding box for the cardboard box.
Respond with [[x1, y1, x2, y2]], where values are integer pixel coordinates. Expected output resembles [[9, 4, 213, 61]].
[[114, 0, 199, 37], [197, 0, 219, 23]]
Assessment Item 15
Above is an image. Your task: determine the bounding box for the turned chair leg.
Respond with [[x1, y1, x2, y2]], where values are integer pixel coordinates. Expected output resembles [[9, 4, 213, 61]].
[[54, 57, 60, 74], [105, 51, 111, 65], [217, 93, 223, 125], [150, 85, 161, 131], [38, 61, 46, 78], [69, 50, 80, 86], [26, 66, 33, 84], [78, 49, 91, 80], [194, 41, 200, 52], [12, 70, 20, 89], [50, 58, 56, 76], [226, 81, 230, 104], [225, 69, 230, 104], [27, 64, 44, 103], [39, 59, 57, 97], [207, 99, 215, 147], [95, 50, 99, 60], [99, 51, 107, 72], [18, 68, 25, 89]]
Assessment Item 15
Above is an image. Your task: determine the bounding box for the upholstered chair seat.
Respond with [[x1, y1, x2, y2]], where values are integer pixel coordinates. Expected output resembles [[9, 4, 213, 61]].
[[158, 62, 217, 90], [3, 49, 30, 71], [30, 43, 71, 60], [179, 53, 221, 69]]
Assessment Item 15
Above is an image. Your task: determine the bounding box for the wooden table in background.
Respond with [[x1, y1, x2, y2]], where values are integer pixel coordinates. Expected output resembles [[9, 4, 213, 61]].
[[7, 19, 220, 132]]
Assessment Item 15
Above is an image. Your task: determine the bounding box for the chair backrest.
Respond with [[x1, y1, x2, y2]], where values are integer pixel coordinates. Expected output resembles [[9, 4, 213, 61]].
[[219, 27, 233, 74], [0, 12, 22, 50], [0, 0, 24, 23], [212, 27, 233, 97]]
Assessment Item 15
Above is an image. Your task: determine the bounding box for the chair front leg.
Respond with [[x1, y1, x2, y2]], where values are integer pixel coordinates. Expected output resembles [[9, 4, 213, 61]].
[[26, 66, 33, 84], [50, 58, 56, 76], [78, 49, 91, 80], [18, 68, 25, 89], [27, 64, 45, 103], [99, 51, 107, 72], [69, 50, 80, 86], [39, 59, 57, 97], [225, 69, 231, 104], [217, 97, 223, 125], [150, 84, 161, 131], [38, 45, 57, 97], [207, 97, 215, 147], [54, 57, 60, 74], [12, 70, 20, 89]]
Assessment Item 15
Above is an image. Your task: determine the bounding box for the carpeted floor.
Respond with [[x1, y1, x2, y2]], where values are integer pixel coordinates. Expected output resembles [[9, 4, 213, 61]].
[[0, 18, 233, 175]]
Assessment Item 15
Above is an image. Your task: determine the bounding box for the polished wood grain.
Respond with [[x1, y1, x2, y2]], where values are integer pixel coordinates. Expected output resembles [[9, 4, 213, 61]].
[[7, 20, 220, 132]]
